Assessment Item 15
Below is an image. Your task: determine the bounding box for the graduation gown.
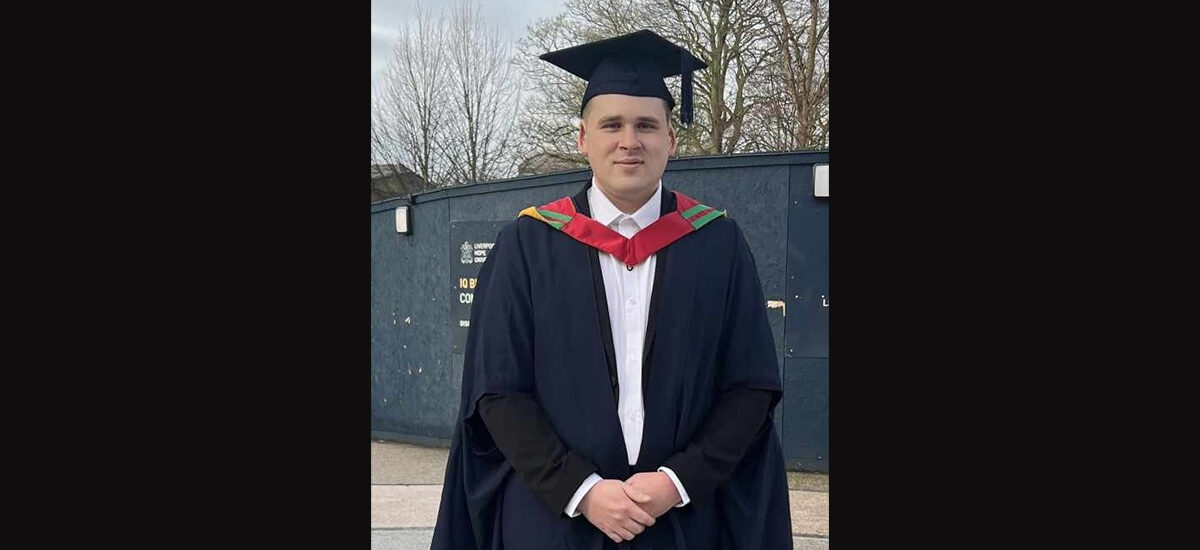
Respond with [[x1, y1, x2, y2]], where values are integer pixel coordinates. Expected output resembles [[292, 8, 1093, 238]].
[[431, 184, 792, 549]]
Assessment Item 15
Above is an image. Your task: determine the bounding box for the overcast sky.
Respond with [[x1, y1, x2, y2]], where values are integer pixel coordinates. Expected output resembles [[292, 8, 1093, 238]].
[[372, 0, 567, 91]]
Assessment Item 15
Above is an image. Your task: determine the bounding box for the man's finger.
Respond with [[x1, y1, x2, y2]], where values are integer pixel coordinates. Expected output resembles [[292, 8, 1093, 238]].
[[621, 483, 652, 503], [623, 519, 645, 535], [628, 503, 656, 526], [606, 531, 623, 544], [614, 526, 636, 541]]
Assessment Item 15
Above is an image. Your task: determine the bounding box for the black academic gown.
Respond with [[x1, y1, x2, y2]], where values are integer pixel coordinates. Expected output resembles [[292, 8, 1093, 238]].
[[431, 184, 792, 550]]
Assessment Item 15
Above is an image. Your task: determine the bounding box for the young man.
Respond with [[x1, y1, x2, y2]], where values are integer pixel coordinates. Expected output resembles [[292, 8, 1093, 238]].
[[432, 30, 791, 549]]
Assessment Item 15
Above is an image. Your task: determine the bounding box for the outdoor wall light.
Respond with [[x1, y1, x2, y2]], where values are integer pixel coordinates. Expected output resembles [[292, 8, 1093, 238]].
[[814, 164, 829, 198], [395, 205, 412, 235]]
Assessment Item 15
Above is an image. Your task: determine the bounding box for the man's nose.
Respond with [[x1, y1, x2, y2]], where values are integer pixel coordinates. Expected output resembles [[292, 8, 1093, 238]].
[[618, 127, 642, 151]]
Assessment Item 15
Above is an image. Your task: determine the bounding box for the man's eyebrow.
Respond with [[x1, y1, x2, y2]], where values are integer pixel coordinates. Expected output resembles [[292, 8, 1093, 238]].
[[597, 115, 662, 124]]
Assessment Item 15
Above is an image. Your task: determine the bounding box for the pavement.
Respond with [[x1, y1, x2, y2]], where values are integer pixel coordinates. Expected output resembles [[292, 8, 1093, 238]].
[[371, 440, 828, 549]]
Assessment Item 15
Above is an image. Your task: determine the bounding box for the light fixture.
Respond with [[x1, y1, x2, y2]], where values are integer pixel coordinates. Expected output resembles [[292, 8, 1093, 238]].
[[814, 164, 829, 198], [395, 205, 412, 234]]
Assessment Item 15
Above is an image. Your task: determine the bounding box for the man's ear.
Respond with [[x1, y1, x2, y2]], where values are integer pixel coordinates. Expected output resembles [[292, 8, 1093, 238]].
[[577, 121, 587, 155], [668, 125, 677, 156]]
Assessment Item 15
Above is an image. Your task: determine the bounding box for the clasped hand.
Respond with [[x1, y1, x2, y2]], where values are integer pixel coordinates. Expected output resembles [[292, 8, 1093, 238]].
[[579, 472, 681, 543]]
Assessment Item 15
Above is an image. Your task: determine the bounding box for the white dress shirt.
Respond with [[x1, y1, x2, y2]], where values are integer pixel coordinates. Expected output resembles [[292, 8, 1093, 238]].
[[564, 180, 691, 517]]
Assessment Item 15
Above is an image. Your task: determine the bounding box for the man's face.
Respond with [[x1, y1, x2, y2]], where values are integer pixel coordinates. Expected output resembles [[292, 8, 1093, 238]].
[[578, 94, 676, 205]]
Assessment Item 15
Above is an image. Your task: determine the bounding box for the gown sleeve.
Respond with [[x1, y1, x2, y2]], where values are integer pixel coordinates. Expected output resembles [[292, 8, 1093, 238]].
[[661, 220, 787, 514], [432, 219, 597, 550]]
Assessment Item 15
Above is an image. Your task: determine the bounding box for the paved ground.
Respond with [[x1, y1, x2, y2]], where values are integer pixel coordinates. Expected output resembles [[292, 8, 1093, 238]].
[[371, 440, 451, 485], [371, 440, 829, 549]]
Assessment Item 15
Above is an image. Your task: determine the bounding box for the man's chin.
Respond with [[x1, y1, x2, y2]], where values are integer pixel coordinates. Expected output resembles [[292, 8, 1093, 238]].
[[594, 169, 661, 191], [609, 182, 651, 195]]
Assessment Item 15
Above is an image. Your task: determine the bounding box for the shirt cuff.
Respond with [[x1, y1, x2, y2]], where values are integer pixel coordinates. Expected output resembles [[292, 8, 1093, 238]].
[[657, 466, 691, 507], [564, 473, 603, 517]]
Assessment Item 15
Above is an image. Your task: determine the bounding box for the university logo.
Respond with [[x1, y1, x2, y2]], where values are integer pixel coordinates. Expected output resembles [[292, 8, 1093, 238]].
[[460, 241, 473, 264]]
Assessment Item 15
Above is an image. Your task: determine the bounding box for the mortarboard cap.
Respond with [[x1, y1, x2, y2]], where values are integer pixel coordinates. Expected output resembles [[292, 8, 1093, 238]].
[[539, 29, 708, 125]]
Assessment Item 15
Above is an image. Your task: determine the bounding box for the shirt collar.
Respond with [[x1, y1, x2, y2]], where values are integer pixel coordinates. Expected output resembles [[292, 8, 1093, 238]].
[[587, 178, 663, 229]]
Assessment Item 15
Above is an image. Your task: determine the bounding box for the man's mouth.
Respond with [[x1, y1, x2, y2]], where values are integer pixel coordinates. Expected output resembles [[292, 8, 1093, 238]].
[[614, 159, 643, 165]]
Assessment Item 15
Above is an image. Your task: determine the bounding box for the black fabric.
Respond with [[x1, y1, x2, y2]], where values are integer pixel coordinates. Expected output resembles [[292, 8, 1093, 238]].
[[476, 393, 599, 514], [574, 186, 621, 405], [638, 189, 671, 400], [661, 387, 777, 502], [538, 29, 708, 124], [477, 183, 777, 509], [432, 182, 792, 550]]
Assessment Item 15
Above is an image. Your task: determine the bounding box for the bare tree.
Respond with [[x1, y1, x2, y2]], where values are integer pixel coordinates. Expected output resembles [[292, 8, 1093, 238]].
[[515, 0, 781, 165], [513, 1, 649, 174], [744, 0, 828, 151], [646, 0, 774, 155], [440, 0, 524, 185], [371, 2, 447, 190], [510, 0, 829, 176], [371, 0, 524, 189]]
